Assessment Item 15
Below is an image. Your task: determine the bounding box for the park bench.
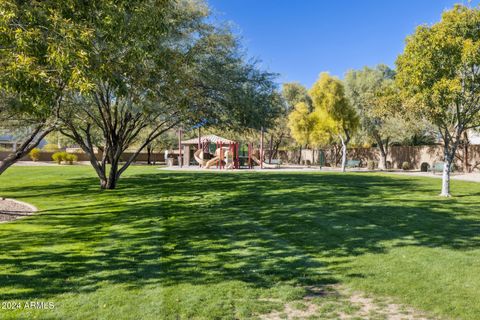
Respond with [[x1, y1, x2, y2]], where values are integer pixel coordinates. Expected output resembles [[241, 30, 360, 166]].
[[269, 159, 282, 168], [345, 160, 361, 168], [431, 161, 454, 174]]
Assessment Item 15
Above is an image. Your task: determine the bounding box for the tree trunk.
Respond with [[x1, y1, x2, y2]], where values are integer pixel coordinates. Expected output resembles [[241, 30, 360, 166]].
[[440, 130, 460, 197], [379, 152, 387, 171], [272, 132, 283, 160], [333, 146, 337, 168], [268, 134, 274, 164], [98, 154, 120, 190], [0, 157, 18, 175], [378, 140, 387, 170], [297, 145, 302, 164], [147, 145, 152, 165], [339, 130, 350, 173], [373, 132, 389, 171], [0, 125, 53, 175], [340, 139, 347, 172], [463, 131, 470, 173], [441, 154, 454, 197], [100, 177, 117, 190]]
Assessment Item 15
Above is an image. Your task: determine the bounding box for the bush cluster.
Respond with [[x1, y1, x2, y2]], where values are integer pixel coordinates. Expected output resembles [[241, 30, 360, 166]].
[[52, 152, 78, 165], [28, 148, 41, 161]]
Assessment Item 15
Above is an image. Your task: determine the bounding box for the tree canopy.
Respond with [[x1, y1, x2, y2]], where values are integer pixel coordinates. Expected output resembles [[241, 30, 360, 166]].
[[287, 101, 315, 147], [309, 73, 358, 171], [282, 82, 311, 112], [344, 65, 418, 169], [0, 0, 92, 174], [396, 4, 480, 196], [50, 0, 281, 189]]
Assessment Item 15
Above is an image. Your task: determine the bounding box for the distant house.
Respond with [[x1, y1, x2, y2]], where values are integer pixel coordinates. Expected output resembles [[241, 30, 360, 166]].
[[0, 135, 18, 151], [0, 133, 47, 151]]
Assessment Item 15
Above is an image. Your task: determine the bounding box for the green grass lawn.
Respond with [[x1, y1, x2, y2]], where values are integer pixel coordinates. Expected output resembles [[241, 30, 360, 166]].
[[1, 166, 480, 319]]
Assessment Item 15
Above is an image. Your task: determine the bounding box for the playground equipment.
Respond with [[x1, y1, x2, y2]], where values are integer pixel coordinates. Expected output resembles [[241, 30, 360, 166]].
[[203, 147, 236, 169], [250, 153, 281, 168], [180, 133, 283, 170], [188, 135, 240, 169], [193, 140, 283, 170], [197, 143, 280, 169], [194, 149, 208, 167], [206, 141, 239, 169], [205, 148, 222, 169]]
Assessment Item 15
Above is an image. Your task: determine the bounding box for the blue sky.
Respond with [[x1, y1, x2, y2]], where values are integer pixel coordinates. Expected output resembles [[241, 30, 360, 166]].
[[208, 0, 478, 88]]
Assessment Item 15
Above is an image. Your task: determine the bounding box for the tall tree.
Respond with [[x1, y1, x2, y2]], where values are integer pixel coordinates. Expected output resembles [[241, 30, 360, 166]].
[[287, 101, 315, 148], [283, 82, 311, 163], [58, 0, 280, 189], [282, 82, 311, 111], [58, 0, 183, 189], [0, 0, 91, 174], [310, 73, 359, 172], [396, 5, 480, 196], [345, 66, 407, 169]]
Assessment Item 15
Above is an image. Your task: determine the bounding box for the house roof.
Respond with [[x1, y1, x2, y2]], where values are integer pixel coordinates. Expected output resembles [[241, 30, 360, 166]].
[[0, 135, 14, 142], [182, 134, 236, 145]]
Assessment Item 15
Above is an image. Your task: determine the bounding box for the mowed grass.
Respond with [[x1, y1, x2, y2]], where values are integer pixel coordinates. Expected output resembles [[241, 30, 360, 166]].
[[0, 166, 480, 319]]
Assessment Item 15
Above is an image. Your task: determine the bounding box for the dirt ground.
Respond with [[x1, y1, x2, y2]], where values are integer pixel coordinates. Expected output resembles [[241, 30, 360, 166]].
[[260, 285, 435, 320], [0, 198, 36, 223]]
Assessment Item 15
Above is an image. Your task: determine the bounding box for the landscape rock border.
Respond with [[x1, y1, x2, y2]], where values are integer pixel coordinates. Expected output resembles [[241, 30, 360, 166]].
[[0, 198, 38, 223]]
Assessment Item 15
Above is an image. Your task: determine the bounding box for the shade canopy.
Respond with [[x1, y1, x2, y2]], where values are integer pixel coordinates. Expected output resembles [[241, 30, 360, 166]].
[[181, 134, 236, 145]]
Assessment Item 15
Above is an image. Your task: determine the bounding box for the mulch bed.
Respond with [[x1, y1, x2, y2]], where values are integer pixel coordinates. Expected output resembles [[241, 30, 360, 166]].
[[0, 198, 37, 223]]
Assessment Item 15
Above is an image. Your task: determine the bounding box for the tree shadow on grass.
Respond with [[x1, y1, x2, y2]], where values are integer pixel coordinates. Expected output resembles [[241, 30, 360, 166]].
[[0, 171, 479, 300]]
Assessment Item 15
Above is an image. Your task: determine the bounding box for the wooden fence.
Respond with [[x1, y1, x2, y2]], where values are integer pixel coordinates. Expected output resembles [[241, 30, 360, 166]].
[[267, 145, 480, 171]]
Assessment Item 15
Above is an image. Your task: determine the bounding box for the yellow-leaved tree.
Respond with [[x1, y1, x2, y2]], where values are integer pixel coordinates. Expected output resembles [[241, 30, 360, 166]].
[[287, 101, 315, 148], [310, 73, 359, 172]]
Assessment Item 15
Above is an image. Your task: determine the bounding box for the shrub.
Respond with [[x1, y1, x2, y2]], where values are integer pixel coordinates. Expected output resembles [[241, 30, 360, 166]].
[[367, 160, 377, 170], [305, 159, 311, 166], [51, 152, 77, 164], [29, 148, 41, 161], [64, 154, 78, 165], [52, 151, 68, 164], [42, 143, 60, 152], [402, 161, 410, 170]]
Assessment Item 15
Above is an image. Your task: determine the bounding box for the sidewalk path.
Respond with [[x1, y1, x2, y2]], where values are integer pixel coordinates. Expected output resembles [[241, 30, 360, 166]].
[[160, 165, 480, 183], [11, 162, 480, 183], [385, 171, 480, 183]]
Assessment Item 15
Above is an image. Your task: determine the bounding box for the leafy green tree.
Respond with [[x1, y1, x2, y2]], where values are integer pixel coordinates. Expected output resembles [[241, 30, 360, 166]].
[[58, 0, 280, 189], [0, 0, 91, 174], [282, 82, 311, 111], [56, 0, 179, 189], [310, 73, 359, 172], [345, 66, 403, 169], [396, 5, 480, 196]]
